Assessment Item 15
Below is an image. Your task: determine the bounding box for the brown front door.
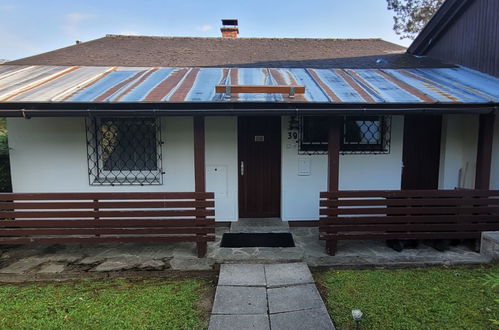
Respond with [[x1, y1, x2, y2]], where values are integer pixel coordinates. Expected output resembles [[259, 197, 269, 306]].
[[401, 115, 442, 189], [238, 116, 281, 218]]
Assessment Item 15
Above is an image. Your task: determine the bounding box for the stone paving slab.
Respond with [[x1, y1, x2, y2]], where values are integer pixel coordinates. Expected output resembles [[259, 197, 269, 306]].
[[0, 227, 489, 276], [270, 307, 335, 330], [212, 286, 268, 315], [218, 264, 266, 287], [264, 262, 314, 288], [169, 257, 215, 270], [267, 283, 324, 314], [37, 263, 65, 274], [0, 258, 45, 274], [208, 314, 270, 330], [209, 263, 335, 330]]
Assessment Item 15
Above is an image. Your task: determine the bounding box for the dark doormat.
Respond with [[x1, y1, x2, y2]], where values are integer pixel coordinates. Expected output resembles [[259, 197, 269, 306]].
[[220, 233, 295, 248]]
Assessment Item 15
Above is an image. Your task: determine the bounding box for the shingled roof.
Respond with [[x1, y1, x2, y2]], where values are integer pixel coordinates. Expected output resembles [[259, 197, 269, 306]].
[[5, 34, 448, 68]]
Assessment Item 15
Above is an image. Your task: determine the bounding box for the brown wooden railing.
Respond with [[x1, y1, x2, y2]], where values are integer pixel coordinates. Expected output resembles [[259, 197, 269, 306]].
[[0, 192, 215, 257], [319, 189, 499, 256]]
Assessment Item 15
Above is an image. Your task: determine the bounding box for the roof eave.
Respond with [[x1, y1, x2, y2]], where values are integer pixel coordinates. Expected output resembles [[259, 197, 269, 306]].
[[408, 0, 473, 55], [0, 101, 496, 117]]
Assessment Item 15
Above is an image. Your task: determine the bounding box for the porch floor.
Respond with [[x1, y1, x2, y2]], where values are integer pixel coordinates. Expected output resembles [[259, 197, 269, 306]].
[[0, 226, 491, 279]]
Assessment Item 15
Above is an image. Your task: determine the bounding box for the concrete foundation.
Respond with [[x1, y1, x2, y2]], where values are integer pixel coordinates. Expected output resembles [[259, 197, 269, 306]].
[[481, 232, 499, 260]]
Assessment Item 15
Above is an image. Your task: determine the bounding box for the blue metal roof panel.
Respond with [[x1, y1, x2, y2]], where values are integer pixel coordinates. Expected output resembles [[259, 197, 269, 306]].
[[307, 69, 365, 102], [0, 65, 497, 104]]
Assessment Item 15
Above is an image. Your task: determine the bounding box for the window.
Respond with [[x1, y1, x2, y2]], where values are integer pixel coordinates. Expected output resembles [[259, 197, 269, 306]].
[[298, 116, 391, 154], [342, 116, 385, 152], [86, 117, 163, 185], [299, 116, 330, 152]]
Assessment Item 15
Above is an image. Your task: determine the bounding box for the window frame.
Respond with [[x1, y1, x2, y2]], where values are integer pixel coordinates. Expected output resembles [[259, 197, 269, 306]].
[[341, 115, 385, 152], [86, 116, 164, 186], [297, 115, 391, 155]]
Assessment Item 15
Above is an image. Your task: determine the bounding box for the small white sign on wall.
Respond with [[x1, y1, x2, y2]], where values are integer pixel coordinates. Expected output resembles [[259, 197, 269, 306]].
[[206, 165, 228, 198], [298, 158, 311, 176]]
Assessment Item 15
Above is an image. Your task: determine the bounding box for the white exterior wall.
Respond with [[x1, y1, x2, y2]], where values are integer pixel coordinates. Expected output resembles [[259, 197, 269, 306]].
[[7, 117, 195, 192], [491, 114, 499, 189], [7, 114, 486, 222], [7, 116, 239, 221], [438, 114, 479, 189], [205, 117, 238, 221], [281, 116, 405, 221]]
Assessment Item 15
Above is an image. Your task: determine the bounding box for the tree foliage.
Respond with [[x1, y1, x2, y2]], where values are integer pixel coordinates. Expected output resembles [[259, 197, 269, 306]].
[[387, 0, 445, 39]]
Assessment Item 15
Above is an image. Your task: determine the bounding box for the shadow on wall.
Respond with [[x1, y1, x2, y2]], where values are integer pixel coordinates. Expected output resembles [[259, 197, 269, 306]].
[[0, 118, 12, 192]]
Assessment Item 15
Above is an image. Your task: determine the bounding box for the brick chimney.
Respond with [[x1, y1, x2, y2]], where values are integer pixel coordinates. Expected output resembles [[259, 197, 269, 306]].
[[221, 19, 239, 38]]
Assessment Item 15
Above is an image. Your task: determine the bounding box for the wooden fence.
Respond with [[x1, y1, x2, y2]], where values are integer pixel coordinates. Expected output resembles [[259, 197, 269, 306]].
[[0, 192, 215, 257], [319, 189, 499, 255]]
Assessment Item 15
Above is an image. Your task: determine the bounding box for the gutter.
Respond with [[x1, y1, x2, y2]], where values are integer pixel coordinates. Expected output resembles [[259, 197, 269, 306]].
[[0, 102, 497, 117]]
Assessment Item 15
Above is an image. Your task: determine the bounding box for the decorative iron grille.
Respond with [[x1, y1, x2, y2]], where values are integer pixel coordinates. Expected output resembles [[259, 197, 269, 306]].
[[296, 115, 391, 155], [341, 116, 391, 154], [86, 117, 163, 185]]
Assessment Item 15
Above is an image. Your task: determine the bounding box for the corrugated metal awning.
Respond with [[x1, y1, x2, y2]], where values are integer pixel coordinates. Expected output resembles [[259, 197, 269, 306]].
[[0, 65, 497, 116]]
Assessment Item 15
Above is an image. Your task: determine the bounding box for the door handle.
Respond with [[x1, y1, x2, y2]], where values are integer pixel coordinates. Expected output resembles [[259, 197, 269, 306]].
[[240, 161, 244, 176]]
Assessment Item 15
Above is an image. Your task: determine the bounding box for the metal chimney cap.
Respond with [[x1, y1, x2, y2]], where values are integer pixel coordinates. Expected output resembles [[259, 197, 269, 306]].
[[221, 19, 238, 27]]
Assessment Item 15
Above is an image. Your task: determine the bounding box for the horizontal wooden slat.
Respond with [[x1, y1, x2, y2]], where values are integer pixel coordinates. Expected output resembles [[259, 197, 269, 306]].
[[0, 235, 216, 245], [320, 206, 499, 216], [0, 219, 214, 228], [0, 227, 215, 236], [319, 214, 499, 224], [320, 190, 499, 199], [0, 200, 215, 210], [320, 232, 481, 240], [320, 198, 499, 207], [319, 189, 499, 255], [215, 85, 305, 94], [0, 192, 215, 254], [0, 209, 215, 219], [0, 192, 215, 201], [319, 223, 499, 232]]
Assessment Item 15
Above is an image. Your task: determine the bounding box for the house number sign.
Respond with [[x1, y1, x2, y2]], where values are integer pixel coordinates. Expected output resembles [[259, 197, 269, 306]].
[[254, 135, 265, 142], [287, 131, 298, 140]]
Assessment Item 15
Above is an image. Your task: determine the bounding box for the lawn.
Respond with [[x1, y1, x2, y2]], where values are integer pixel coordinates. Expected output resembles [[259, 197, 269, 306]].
[[316, 264, 499, 330], [0, 278, 212, 329]]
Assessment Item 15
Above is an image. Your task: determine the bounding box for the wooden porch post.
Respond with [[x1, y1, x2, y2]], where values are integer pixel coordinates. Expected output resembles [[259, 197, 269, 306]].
[[194, 116, 207, 257], [326, 116, 341, 255], [475, 113, 495, 190], [328, 117, 341, 191]]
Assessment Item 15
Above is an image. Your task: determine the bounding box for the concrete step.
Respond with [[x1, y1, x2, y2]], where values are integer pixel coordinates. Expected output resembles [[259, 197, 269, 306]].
[[230, 218, 290, 233]]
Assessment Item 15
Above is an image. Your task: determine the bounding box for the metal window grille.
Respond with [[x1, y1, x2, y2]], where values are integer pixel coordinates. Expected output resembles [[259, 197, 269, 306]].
[[341, 116, 391, 154], [296, 115, 391, 155], [86, 117, 163, 186]]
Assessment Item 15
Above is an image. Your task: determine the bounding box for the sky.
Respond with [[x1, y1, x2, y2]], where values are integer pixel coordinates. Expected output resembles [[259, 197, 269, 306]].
[[0, 0, 411, 61]]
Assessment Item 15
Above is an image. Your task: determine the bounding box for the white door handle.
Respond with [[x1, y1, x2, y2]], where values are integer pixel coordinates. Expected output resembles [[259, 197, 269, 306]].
[[240, 161, 244, 176]]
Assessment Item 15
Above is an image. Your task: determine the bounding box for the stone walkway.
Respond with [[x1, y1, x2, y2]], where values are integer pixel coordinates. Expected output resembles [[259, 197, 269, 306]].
[[208, 263, 335, 330], [0, 227, 491, 279]]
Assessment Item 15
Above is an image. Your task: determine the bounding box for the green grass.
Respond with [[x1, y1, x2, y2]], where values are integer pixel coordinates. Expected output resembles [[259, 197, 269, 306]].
[[0, 278, 211, 329], [316, 264, 499, 330]]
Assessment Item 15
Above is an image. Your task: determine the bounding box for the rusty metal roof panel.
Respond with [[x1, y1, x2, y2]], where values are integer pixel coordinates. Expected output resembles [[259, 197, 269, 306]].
[[9, 66, 110, 102], [0, 65, 498, 105], [407, 68, 492, 102]]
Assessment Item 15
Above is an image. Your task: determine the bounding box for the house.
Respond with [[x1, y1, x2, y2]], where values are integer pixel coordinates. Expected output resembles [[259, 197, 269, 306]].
[[408, 0, 499, 78], [0, 12, 498, 255], [408, 0, 499, 194]]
